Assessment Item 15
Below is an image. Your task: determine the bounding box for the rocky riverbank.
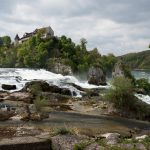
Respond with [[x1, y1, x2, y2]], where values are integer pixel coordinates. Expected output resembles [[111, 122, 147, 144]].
[[0, 79, 150, 149], [0, 124, 150, 150]]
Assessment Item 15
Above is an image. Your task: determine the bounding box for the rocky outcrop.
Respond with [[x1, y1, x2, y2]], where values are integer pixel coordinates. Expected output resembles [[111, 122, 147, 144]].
[[112, 62, 125, 78], [47, 58, 72, 75], [85, 143, 105, 150], [100, 133, 120, 145], [51, 135, 86, 150], [8, 92, 34, 103], [88, 66, 106, 85], [51, 63, 72, 75], [22, 80, 72, 96], [2, 84, 16, 90]]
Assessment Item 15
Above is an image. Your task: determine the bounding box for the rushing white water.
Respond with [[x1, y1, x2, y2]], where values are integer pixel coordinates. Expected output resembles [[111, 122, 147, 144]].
[[0, 68, 109, 97], [0, 68, 150, 104], [135, 94, 150, 105]]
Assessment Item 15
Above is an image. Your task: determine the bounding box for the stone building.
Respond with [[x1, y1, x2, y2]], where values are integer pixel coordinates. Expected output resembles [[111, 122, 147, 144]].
[[14, 26, 54, 45]]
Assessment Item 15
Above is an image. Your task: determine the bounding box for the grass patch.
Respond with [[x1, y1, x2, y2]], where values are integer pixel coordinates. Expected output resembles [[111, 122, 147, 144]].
[[141, 136, 150, 148], [96, 138, 107, 147], [74, 143, 87, 150], [55, 127, 72, 135]]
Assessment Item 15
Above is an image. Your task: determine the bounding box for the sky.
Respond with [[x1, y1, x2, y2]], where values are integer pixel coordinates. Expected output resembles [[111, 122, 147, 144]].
[[0, 0, 150, 56]]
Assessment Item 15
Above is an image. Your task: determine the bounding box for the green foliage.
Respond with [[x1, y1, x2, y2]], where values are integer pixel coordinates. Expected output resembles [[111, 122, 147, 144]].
[[0, 36, 11, 47], [34, 95, 48, 112], [121, 50, 150, 69], [120, 61, 135, 84], [101, 53, 117, 73], [55, 127, 72, 135], [142, 136, 150, 148], [0, 34, 117, 73], [74, 143, 87, 150], [29, 83, 42, 96], [105, 77, 137, 110], [136, 78, 150, 94]]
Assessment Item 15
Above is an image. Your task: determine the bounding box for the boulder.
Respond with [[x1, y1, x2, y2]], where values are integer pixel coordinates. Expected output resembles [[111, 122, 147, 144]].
[[88, 66, 106, 86], [134, 143, 147, 150], [135, 135, 148, 141], [22, 80, 72, 96], [2, 84, 16, 90], [22, 81, 50, 92], [120, 143, 147, 150], [100, 133, 120, 145], [51, 135, 85, 150], [85, 143, 105, 150], [47, 58, 72, 75], [112, 62, 125, 78]]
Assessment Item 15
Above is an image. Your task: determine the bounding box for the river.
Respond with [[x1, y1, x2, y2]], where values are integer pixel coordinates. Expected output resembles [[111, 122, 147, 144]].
[[0, 68, 149, 103]]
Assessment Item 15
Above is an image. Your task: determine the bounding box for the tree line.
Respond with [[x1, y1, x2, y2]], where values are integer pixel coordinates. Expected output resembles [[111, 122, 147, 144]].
[[0, 34, 117, 73]]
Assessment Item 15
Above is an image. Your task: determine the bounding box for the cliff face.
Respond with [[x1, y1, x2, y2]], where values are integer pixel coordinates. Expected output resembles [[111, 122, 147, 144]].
[[47, 58, 72, 75], [49, 63, 72, 75]]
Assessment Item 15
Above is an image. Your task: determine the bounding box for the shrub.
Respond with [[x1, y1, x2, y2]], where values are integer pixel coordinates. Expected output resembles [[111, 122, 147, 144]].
[[136, 78, 150, 95], [74, 143, 87, 150], [105, 77, 137, 111], [34, 95, 48, 112], [55, 127, 72, 135], [29, 83, 42, 96]]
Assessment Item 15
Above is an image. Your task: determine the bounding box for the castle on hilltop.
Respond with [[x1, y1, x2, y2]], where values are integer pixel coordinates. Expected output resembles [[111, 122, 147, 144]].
[[14, 26, 54, 45]]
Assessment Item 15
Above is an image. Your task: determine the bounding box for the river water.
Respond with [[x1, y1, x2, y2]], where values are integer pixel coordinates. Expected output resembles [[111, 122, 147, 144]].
[[0, 68, 109, 96], [0, 68, 149, 104]]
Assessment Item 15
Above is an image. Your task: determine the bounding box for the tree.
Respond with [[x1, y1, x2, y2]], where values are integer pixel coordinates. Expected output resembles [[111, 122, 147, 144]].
[[101, 53, 117, 73], [1, 36, 11, 47], [80, 38, 87, 51]]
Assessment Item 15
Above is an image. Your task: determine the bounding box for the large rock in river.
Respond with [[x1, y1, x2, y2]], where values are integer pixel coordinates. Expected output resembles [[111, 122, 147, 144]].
[[112, 61, 125, 78], [22, 80, 73, 96], [88, 66, 106, 85], [112, 61, 135, 83], [2, 84, 16, 90]]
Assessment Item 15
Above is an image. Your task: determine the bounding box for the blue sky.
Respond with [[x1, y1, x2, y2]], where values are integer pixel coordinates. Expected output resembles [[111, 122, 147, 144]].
[[0, 0, 150, 55]]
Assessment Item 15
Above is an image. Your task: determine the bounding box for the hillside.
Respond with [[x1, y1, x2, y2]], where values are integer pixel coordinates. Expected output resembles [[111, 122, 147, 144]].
[[119, 50, 150, 70]]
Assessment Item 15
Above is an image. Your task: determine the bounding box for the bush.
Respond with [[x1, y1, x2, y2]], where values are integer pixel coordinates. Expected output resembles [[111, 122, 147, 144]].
[[136, 78, 150, 95], [55, 127, 72, 135], [105, 77, 137, 111], [29, 83, 42, 96], [34, 96, 48, 112], [74, 143, 87, 150]]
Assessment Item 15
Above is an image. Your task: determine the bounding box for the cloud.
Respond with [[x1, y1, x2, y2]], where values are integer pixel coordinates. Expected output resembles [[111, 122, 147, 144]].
[[0, 0, 150, 55]]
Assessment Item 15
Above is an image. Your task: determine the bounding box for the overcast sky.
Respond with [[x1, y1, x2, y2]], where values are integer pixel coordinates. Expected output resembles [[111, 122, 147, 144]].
[[0, 0, 150, 56]]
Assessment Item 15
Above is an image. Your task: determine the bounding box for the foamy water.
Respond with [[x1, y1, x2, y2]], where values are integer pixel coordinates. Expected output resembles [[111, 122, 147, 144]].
[[0, 68, 150, 104], [135, 94, 150, 105], [0, 68, 109, 97]]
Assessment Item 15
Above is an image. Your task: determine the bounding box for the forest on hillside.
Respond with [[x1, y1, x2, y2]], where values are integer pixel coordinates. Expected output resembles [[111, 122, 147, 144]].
[[120, 50, 150, 70], [0, 34, 117, 73]]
